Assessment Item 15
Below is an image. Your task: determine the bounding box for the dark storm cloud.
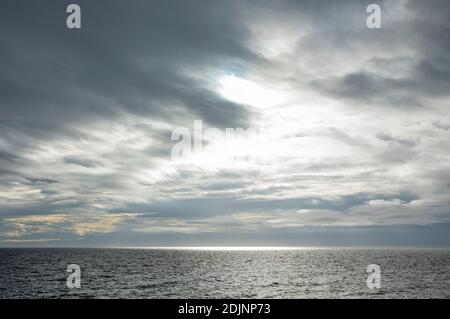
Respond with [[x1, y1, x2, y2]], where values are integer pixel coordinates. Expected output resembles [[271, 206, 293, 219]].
[[316, 72, 421, 107], [116, 192, 417, 219], [0, 0, 257, 137], [275, 0, 450, 108], [0, 150, 20, 162], [24, 177, 59, 184], [315, 61, 450, 107], [64, 156, 98, 168]]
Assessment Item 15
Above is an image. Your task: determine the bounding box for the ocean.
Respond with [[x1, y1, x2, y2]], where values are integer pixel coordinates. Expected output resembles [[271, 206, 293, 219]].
[[0, 248, 449, 298]]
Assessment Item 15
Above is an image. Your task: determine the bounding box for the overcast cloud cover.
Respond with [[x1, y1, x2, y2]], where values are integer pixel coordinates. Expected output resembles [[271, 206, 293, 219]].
[[0, 0, 449, 247]]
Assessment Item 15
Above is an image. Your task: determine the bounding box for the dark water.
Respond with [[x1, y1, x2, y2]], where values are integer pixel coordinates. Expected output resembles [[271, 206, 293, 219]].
[[0, 248, 449, 298]]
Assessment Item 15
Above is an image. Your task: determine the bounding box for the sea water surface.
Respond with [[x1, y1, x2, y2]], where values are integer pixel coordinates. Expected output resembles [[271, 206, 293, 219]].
[[0, 248, 449, 298]]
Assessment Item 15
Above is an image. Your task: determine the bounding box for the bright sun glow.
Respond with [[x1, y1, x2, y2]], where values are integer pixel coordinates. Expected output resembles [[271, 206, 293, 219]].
[[218, 75, 286, 109]]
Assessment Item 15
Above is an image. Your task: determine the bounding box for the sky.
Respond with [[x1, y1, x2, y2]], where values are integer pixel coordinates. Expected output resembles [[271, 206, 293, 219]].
[[0, 0, 449, 247]]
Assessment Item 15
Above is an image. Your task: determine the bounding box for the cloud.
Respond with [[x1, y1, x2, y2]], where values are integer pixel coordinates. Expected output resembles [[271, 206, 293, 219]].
[[0, 238, 60, 244], [0, 0, 449, 246], [376, 133, 417, 148], [64, 156, 99, 168], [0, 213, 137, 239]]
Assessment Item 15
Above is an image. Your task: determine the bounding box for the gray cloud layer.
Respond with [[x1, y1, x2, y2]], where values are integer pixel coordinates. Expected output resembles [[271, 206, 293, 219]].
[[0, 0, 449, 246]]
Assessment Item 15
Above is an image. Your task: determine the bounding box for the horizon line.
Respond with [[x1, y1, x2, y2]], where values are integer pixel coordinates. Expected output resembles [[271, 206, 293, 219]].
[[1, 245, 449, 250]]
